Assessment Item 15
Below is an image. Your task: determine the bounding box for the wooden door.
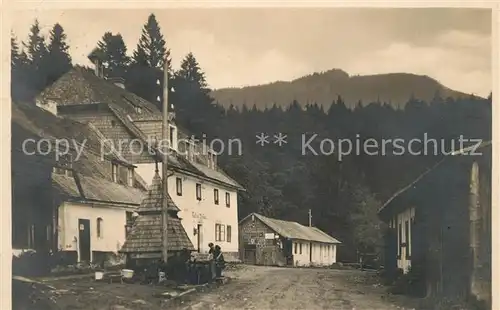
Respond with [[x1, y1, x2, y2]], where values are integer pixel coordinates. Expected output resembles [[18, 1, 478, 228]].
[[197, 224, 203, 252], [78, 219, 91, 262]]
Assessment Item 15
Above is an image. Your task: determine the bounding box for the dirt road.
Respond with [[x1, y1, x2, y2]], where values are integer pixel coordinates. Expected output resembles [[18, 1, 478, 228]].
[[39, 265, 416, 309], [175, 265, 415, 310]]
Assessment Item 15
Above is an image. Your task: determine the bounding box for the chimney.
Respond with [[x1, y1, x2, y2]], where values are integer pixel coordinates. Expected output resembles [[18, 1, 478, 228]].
[[107, 77, 126, 89], [88, 48, 104, 78]]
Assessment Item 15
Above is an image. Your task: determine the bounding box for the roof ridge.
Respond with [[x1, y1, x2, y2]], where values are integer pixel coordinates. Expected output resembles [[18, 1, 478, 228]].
[[378, 140, 492, 214]]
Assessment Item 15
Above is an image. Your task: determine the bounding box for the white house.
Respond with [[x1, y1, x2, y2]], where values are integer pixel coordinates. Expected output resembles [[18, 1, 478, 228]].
[[12, 101, 146, 266], [35, 60, 245, 260], [239, 213, 341, 267]]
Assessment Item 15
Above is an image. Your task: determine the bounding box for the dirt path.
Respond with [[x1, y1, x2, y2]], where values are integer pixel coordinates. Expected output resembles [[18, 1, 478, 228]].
[[175, 265, 416, 310], [38, 265, 416, 309]]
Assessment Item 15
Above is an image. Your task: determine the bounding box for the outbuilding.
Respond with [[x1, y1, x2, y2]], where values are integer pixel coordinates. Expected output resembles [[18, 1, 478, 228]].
[[239, 213, 341, 267]]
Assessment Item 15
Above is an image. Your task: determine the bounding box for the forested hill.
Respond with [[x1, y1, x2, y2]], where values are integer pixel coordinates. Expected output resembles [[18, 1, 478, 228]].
[[210, 69, 475, 110]]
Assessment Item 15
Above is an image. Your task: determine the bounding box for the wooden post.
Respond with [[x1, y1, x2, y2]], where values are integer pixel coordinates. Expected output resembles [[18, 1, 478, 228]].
[[469, 162, 481, 298], [161, 59, 169, 263]]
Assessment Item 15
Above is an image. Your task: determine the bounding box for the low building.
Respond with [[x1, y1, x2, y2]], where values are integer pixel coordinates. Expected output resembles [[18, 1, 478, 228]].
[[378, 142, 491, 308], [239, 213, 341, 267], [12, 101, 147, 267]]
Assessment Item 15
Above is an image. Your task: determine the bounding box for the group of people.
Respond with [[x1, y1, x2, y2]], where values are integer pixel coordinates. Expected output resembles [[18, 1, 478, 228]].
[[208, 242, 225, 279], [165, 242, 226, 284]]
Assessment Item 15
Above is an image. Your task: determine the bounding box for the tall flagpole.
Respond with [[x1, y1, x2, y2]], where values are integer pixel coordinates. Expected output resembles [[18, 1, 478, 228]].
[[161, 59, 169, 263]]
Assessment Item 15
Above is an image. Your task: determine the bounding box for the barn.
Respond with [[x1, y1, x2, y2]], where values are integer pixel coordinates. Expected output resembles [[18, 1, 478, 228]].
[[239, 213, 341, 267], [378, 141, 492, 308]]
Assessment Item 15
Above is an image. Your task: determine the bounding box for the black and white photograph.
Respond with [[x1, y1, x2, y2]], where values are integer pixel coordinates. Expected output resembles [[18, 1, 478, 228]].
[[7, 6, 495, 310]]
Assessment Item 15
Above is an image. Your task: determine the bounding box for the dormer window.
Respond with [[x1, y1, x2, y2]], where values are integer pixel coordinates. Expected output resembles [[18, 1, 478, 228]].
[[53, 153, 73, 176], [135, 106, 142, 114], [207, 152, 216, 169]]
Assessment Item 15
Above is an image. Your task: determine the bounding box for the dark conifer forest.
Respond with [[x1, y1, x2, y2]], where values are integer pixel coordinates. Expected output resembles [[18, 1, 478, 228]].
[[12, 15, 492, 261]]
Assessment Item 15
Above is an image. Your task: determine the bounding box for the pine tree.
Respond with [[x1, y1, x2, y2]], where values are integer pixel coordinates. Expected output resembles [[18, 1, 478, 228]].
[[11, 31, 20, 68], [96, 32, 130, 78], [22, 19, 49, 96], [177, 52, 207, 88], [133, 13, 171, 71], [46, 23, 72, 84], [126, 14, 172, 107], [11, 32, 30, 102], [24, 19, 47, 68]]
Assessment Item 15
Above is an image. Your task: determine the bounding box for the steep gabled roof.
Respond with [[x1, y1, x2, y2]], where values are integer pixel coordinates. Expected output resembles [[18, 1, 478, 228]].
[[378, 140, 492, 217], [240, 213, 341, 244], [36, 67, 245, 191], [36, 66, 161, 121], [52, 174, 144, 206], [120, 171, 194, 254], [12, 101, 148, 206]]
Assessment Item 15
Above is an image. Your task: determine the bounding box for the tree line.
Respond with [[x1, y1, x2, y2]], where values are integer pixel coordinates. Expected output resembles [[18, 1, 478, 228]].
[[11, 15, 492, 262]]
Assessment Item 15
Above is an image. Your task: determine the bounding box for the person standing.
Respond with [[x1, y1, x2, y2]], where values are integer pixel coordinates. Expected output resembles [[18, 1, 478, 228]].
[[208, 243, 216, 282], [214, 245, 225, 278]]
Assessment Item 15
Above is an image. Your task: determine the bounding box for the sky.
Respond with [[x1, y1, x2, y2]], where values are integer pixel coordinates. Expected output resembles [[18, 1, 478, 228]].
[[11, 8, 492, 97]]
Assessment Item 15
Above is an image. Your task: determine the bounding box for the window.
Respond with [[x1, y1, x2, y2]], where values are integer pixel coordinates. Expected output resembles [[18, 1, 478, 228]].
[[97, 218, 103, 238], [112, 163, 118, 182], [225, 192, 230, 207], [135, 106, 142, 114], [176, 177, 183, 196], [299, 243, 302, 254], [294, 242, 298, 254], [169, 126, 175, 148], [215, 224, 225, 242], [28, 224, 35, 249], [405, 220, 410, 259], [214, 189, 219, 205], [398, 222, 402, 258], [128, 168, 134, 186], [196, 183, 202, 200], [227, 225, 232, 243]]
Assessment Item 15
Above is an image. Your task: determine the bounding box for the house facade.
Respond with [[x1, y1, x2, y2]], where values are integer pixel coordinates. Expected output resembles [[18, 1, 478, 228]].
[[239, 213, 341, 267], [378, 142, 491, 307], [35, 63, 244, 260], [12, 101, 148, 268]]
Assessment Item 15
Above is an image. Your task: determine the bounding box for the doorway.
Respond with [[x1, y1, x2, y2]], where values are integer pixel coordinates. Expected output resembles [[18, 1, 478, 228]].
[[309, 242, 313, 263], [78, 219, 91, 262], [197, 224, 203, 252]]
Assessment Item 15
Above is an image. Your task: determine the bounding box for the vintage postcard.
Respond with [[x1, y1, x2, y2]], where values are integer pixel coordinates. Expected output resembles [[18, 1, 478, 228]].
[[5, 5, 496, 310]]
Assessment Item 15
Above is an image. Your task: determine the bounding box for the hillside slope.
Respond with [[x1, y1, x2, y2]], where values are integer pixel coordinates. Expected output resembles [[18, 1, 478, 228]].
[[210, 69, 475, 110]]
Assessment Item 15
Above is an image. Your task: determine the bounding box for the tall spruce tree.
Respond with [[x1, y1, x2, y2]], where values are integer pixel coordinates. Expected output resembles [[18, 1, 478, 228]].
[[22, 19, 49, 97], [11, 32, 30, 102], [95, 32, 130, 78], [127, 14, 171, 107], [46, 23, 72, 85], [176, 52, 207, 88], [133, 13, 171, 70]]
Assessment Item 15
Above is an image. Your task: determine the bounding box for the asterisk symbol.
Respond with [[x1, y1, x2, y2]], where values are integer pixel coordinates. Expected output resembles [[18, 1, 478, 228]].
[[256, 133, 270, 146], [273, 133, 288, 146]]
